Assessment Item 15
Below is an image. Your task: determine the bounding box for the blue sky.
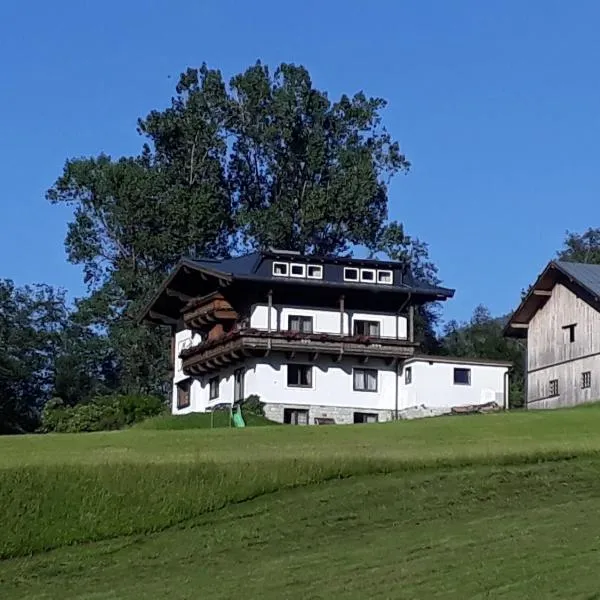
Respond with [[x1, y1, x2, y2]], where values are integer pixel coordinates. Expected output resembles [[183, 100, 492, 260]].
[[1, 0, 599, 324]]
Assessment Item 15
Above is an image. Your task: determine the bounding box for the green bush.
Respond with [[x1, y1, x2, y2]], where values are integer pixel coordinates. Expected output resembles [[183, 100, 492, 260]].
[[41, 394, 164, 433]]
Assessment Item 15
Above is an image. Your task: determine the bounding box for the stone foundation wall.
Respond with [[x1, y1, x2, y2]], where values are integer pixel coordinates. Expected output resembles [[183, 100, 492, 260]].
[[263, 403, 393, 425]]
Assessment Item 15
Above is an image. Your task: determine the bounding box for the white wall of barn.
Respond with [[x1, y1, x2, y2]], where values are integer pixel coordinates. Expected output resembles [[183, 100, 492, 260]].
[[250, 304, 408, 338]]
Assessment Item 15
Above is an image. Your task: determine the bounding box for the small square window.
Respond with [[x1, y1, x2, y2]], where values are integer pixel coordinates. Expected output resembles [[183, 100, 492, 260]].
[[290, 263, 306, 278], [273, 262, 288, 276], [582, 371, 591, 389], [405, 366, 412, 385], [344, 267, 359, 281], [360, 269, 376, 282], [209, 376, 220, 400], [287, 364, 312, 388], [177, 379, 191, 409], [353, 320, 380, 337], [549, 379, 559, 397], [353, 412, 379, 423], [288, 315, 313, 333], [353, 368, 378, 392], [453, 368, 471, 385], [307, 265, 323, 279], [562, 323, 576, 343], [377, 270, 393, 285]]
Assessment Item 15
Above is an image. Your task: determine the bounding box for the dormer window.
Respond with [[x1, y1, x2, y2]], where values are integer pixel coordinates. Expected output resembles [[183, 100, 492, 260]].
[[377, 270, 393, 285], [344, 267, 359, 281], [273, 262, 288, 277], [307, 265, 323, 279], [290, 263, 306, 278], [360, 269, 376, 283]]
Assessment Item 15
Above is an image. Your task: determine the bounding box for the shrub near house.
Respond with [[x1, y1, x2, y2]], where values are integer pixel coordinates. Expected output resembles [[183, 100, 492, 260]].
[[41, 395, 164, 433]]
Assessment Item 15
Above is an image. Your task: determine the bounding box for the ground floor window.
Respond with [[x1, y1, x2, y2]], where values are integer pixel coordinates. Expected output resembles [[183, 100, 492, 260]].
[[209, 376, 220, 400], [353, 412, 378, 424], [549, 379, 559, 397], [353, 368, 378, 392], [287, 364, 312, 388], [176, 379, 191, 409], [283, 408, 309, 425], [234, 368, 245, 401], [453, 368, 471, 385]]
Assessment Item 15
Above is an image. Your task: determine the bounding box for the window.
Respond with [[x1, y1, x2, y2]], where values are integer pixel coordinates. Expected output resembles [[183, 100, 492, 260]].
[[209, 376, 220, 400], [353, 368, 378, 392], [290, 263, 306, 278], [453, 368, 471, 385], [283, 408, 309, 425], [176, 379, 191, 409], [353, 320, 380, 337], [563, 323, 576, 343], [344, 267, 359, 281], [360, 268, 376, 283], [272, 262, 288, 276], [353, 412, 379, 424], [287, 364, 312, 388], [307, 265, 323, 279], [234, 368, 245, 401], [405, 366, 412, 385], [288, 315, 313, 333], [582, 371, 591, 389], [377, 270, 393, 285], [549, 379, 559, 397]]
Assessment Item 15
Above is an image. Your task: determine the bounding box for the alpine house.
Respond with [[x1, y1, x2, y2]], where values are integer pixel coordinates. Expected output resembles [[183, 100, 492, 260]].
[[140, 249, 511, 424]]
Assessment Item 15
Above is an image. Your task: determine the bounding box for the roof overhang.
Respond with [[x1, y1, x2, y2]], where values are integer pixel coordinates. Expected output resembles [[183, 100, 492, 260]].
[[137, 259, 233, 326], [405, 354, 512, 368], [504, 260, 600, 338]]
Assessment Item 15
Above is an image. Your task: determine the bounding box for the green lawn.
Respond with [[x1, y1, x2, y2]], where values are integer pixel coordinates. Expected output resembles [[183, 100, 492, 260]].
[[2, 407, 600, 598]]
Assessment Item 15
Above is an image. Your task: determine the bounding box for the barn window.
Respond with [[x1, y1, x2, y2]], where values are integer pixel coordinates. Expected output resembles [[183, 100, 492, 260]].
[[453, 368, 471, 385], [582, 372, 591, 389], [562, 323, 576, 343], [549, 379, 559, 397]]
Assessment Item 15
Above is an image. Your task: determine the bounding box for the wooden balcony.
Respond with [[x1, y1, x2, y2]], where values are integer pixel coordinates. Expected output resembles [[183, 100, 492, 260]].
[[180, 329, 418, 375], [182, 292, 238, 329]]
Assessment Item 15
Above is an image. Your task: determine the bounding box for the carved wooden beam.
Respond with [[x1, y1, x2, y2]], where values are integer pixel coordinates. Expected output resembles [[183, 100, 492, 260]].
[[166, 288, 193, 303], [310, 352, 319, 362], [532, 289, 552, 296], [286, 351, 296, 360], [149, 310, 177, 326]]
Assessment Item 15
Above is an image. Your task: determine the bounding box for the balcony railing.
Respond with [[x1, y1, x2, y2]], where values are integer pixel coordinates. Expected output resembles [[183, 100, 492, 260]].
[[179, 327, 417, 375]]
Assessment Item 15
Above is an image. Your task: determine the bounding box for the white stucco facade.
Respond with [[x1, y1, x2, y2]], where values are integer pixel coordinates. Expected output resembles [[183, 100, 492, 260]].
[[172, 344, 510, 423]]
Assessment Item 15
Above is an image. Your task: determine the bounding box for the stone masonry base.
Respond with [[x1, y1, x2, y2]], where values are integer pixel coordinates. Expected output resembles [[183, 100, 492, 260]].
[[263, 403, 393, 425]]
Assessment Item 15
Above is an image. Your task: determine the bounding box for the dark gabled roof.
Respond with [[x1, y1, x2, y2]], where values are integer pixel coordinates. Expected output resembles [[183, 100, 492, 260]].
[[139, 250, 455, 324], [504, 260, 600, 338]]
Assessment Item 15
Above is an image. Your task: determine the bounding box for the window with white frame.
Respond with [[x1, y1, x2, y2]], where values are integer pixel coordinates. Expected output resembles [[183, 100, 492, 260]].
[[377, 270, 393, 284], [360, 268, 376, 283], [287, 364, 312, 388], [272, 262, 288, 276], [290, 263, 306, 278], [353, 368, 378, 392], [344, 267, 359, 281], [307, 264, 323, 279], [353, 320, 380, 337]]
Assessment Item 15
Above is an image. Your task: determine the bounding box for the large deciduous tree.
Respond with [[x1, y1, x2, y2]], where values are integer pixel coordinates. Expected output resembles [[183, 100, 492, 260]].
[[558, 228, 600, 263], [48, 61, 431, 394]]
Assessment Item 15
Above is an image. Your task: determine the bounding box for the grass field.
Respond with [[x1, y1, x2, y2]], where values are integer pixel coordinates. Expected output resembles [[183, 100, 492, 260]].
[[2, 407, 600, 598]]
